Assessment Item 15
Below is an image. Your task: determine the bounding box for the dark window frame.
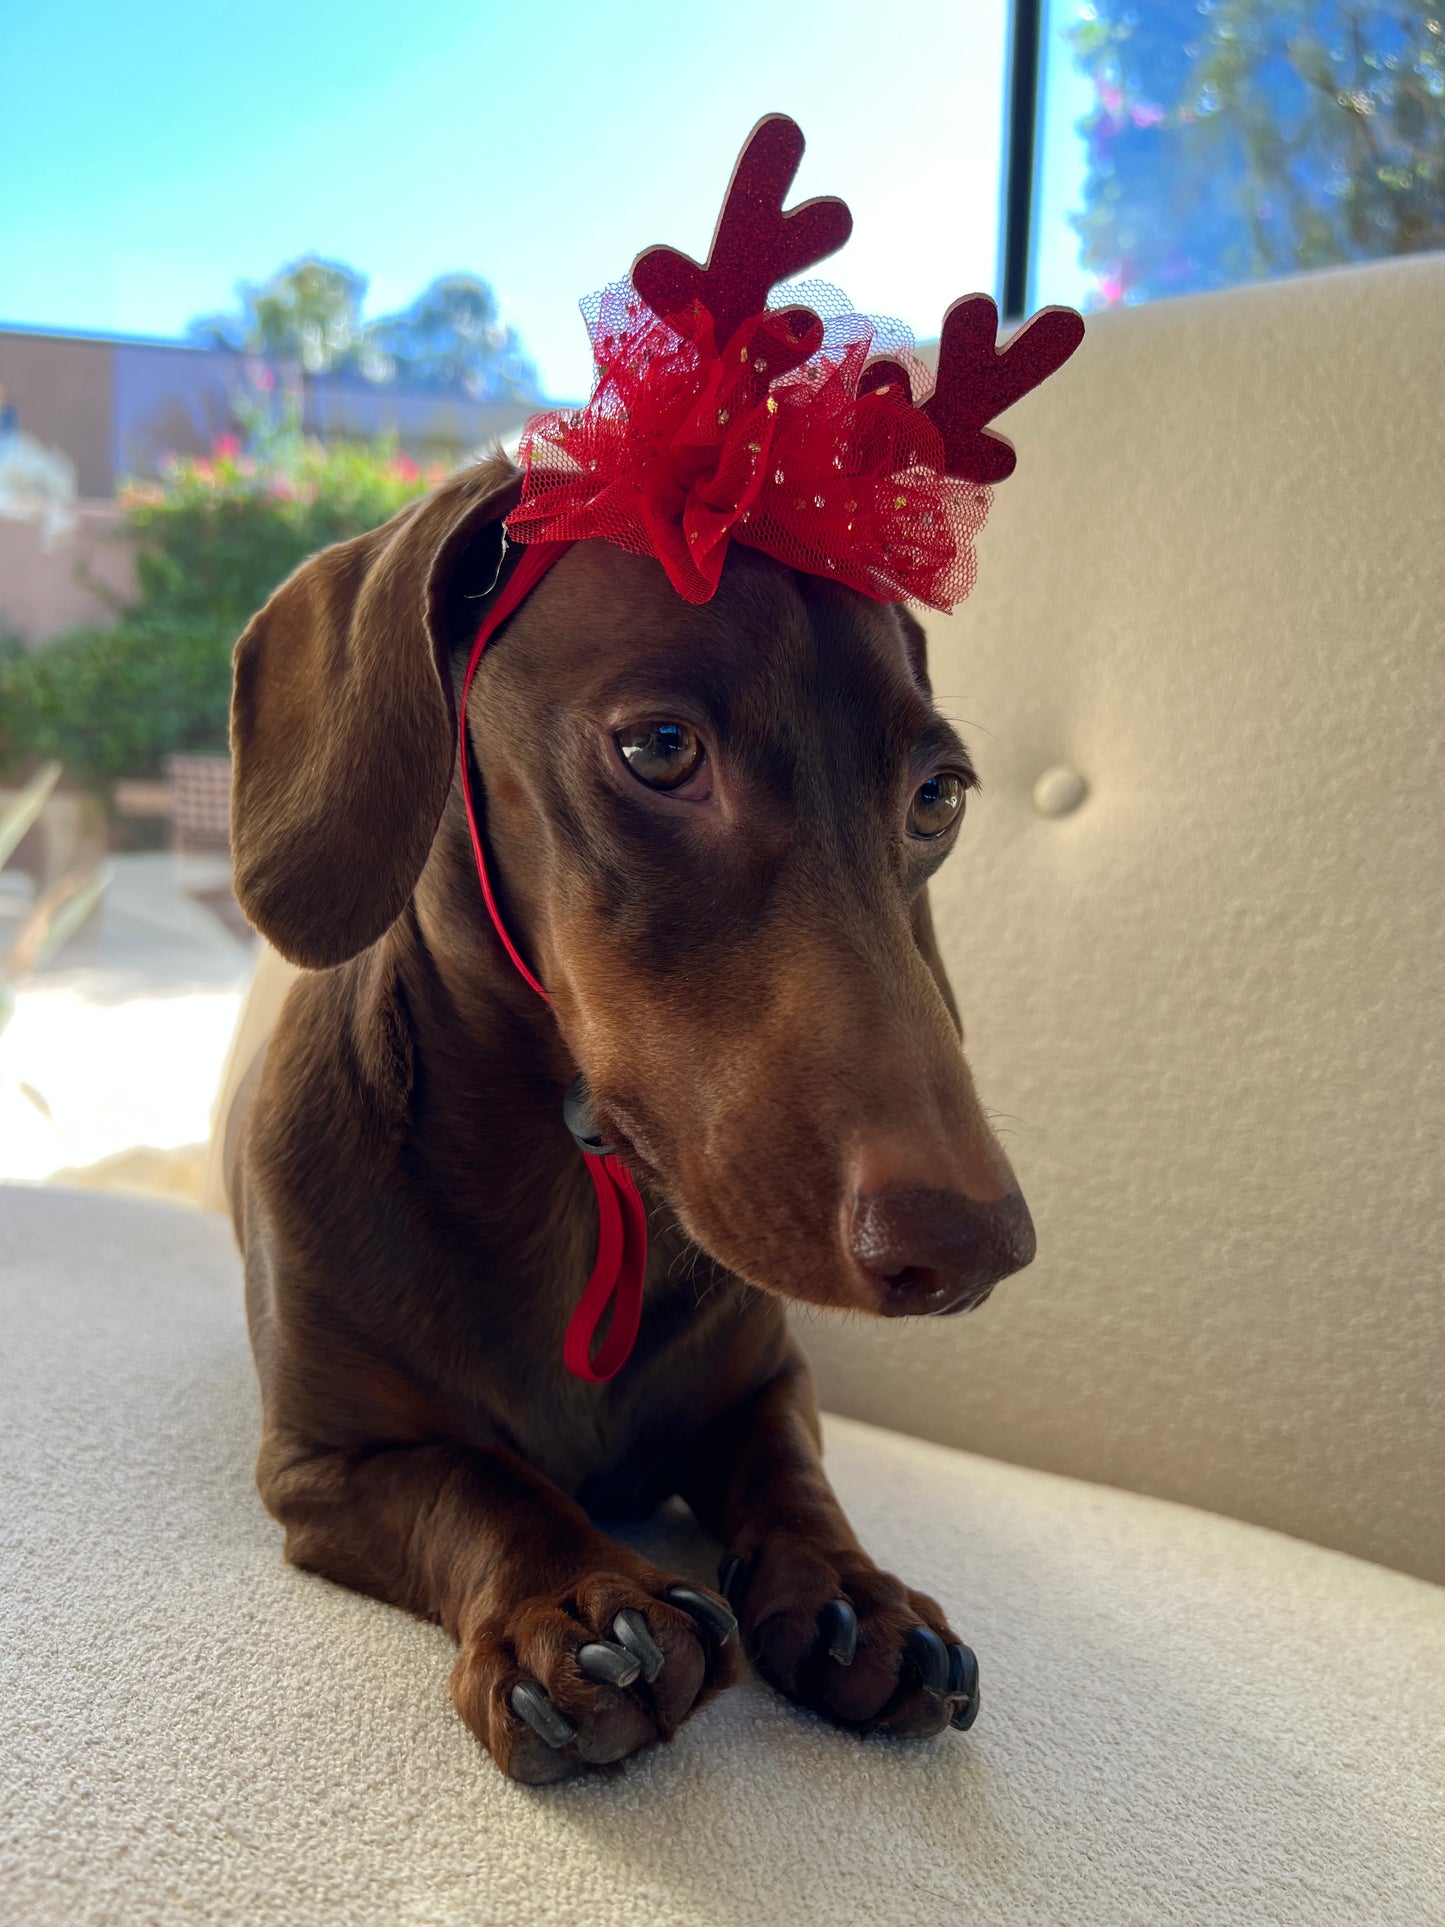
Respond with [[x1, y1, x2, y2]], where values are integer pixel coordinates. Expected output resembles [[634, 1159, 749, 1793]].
[[999, 0, 1045, 322]]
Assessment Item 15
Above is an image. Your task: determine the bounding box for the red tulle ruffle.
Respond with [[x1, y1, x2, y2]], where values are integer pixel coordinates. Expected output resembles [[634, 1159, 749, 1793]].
[[505, 282, 990, 613]]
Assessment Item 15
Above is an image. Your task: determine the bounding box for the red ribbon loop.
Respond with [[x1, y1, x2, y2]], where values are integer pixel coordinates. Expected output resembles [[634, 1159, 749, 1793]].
[[562, 1157, 649, 1383]]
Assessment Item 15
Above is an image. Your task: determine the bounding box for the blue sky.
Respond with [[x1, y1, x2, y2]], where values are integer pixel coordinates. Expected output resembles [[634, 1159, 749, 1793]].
[[2, 0, 1091, 400]]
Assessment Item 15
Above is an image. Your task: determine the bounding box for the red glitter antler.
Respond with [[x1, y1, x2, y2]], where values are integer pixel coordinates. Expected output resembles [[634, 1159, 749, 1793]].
[[860, 295, 1086, 485], [631, 113, 853, 348]]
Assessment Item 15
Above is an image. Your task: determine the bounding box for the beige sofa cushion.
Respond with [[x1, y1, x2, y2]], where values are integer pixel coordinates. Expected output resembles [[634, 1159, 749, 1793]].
[[796, 254, 1445, 1585], [4, 1185, 1442, 1926]]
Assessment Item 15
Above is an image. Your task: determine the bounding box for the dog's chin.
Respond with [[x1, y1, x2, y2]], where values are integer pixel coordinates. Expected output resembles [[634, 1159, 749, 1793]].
[[658, 1214, 990, 1321], [653, 1197, 859, 1315], [743, 1272, 997, 1319], [619, 1153, 1001, 1321], [936, 1284, 996, 1316], [867, 1269, 998, 1319]]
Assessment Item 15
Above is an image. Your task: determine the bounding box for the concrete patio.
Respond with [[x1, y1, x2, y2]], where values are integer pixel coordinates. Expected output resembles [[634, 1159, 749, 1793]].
[[0, 850, 256, 1195]]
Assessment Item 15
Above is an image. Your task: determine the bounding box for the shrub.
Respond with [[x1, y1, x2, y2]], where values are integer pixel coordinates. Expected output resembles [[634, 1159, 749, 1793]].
[[122, 429, 444, 628], [0, 614, 237, 785], [0, 413, 445, 792]]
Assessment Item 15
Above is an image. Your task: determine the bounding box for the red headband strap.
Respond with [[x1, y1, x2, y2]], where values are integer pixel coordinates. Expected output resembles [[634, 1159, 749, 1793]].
[[459, 538, 572, 1001], [458, 537, 648, 1384]]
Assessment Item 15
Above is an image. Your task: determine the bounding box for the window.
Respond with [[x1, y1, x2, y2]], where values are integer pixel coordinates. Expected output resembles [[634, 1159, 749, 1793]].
[[1017, 0, 1445, 313]]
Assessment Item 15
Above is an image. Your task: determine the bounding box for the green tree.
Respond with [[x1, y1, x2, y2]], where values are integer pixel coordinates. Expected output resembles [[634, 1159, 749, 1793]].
[[361, 273, 540, 401], [1067, 2, 1445, 305], [189, 256, 542, 399], [189, 257, 368, 374]]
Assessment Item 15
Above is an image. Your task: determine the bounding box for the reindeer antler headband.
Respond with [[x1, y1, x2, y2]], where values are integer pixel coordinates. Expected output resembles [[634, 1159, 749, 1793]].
[[505, 113, 1084, 611]]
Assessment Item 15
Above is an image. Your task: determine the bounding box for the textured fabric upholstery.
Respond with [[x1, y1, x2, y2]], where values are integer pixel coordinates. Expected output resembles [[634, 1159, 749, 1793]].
[[793, 254, 1445, 1584], [4, 1186, 1441, 1926]]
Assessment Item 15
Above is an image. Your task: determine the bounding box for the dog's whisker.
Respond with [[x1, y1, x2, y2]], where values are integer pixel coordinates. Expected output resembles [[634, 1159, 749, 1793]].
[[942, 712, 998, 739]]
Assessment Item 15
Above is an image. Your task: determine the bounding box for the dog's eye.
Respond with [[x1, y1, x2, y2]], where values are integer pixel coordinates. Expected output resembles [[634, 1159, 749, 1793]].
[[908, 772, 965, 839], [616, 721, 704, 791]]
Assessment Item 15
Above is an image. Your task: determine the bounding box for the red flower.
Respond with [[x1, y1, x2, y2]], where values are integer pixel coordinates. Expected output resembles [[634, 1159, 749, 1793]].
[[212, 434, 241, 461]]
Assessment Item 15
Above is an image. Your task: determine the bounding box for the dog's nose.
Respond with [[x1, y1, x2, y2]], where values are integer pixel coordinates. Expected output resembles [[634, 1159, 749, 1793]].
[[848, 1183, 1036, 1316]]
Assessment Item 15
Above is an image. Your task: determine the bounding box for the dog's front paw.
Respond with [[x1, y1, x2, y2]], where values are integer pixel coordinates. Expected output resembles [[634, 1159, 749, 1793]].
[[719, 1537, 979, 1739], [452, 1567, 738, 1783]]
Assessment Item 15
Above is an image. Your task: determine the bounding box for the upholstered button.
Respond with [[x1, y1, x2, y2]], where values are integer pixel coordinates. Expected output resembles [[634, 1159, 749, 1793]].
[[1032, 766, 1088, 817]]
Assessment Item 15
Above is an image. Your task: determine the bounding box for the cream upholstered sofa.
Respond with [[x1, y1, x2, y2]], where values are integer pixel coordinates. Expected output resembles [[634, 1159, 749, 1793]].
[[5, 254, 1442, 1926]]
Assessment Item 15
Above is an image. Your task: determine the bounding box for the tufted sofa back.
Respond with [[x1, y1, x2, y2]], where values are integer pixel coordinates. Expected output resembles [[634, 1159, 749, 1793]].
[[794, 254, 1445, 1583]]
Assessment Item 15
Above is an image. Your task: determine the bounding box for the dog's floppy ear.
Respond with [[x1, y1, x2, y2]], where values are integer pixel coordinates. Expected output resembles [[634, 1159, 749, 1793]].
[[230, 454, 522, 969]]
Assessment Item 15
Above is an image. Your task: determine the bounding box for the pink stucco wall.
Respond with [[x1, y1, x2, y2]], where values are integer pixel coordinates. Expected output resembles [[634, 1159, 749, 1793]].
[[0, 505, 137, 646]]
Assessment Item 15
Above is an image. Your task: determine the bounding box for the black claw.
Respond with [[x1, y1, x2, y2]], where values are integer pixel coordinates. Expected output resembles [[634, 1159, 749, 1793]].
[[577, 1640, 642, 1689], [951, 1684, 982, 1731], [946, 1641, 979, 1703], [509, 1679, 576, 1749], [905, 1625, 951, 1696], [666, 1584, 738, 1646], [610, 1609, 665, 1684], [818, 1598, 859, 1666], [717, 1554, 747, 1611]]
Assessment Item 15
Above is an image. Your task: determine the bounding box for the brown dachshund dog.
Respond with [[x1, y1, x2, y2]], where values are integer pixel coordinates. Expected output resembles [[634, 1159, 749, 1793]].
[[226, 450, 1035, 1783]]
